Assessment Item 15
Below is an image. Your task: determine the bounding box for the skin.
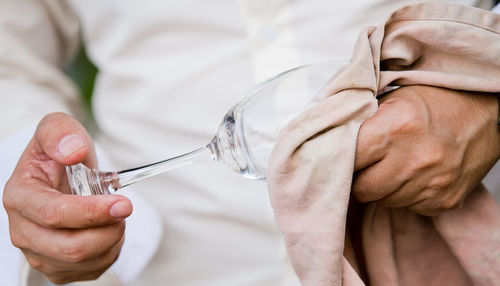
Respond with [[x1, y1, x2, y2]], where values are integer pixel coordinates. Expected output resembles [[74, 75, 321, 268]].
[[2, 113, 132, 284], [354, 85, 500, 216], [2, 86, 499, 283]]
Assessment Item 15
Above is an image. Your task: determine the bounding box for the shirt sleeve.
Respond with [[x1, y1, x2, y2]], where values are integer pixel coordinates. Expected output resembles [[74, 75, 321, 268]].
[[0, 0, 82, 140], [0, 2, 82, 284]]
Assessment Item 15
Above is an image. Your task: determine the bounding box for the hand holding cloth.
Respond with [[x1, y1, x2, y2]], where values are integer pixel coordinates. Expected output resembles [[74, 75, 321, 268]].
[[267, 3, 500, 285]]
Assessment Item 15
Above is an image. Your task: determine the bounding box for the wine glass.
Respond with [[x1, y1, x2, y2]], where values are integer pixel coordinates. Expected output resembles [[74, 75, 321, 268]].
[[66, 61, 349, 196]]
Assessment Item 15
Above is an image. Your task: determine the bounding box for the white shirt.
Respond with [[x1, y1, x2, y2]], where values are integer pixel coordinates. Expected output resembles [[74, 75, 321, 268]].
[[0, 1, 496, 285]]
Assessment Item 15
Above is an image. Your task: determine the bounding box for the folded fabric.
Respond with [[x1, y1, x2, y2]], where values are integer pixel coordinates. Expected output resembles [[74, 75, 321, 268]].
[[267, 3, 500, 285]]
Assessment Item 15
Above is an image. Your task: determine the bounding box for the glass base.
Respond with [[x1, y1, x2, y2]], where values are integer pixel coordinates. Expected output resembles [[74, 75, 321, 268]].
[[66, 164, 118, 196]]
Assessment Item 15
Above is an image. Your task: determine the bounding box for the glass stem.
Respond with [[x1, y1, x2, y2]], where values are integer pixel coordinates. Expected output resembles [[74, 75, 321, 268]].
[[115, 139, 218, 189]]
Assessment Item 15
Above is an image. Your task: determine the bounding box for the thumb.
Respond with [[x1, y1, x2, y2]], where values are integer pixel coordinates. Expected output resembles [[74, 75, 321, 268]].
[[33, 112, 96, 167]]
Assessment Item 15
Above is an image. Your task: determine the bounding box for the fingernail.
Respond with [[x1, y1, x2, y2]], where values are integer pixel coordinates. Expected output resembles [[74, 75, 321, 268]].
[[110, 200, 131, 218], [57, 135, 86, 158]]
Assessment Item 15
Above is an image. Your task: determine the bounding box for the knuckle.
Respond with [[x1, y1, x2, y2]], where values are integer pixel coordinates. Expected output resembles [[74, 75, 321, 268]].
[[2, 181, 15, 211], [39, 202, 62, 228], [418, 188, 464, 214], [10, 230, 27, 249], [25, 255, 43, 271], [83, 204, 98, 226], [389, 105, 423, 135], [83, 199, 118, 226], [427, 173, 456, 190], [409, 147, 446, 173], [426, 146, 446, 165], [407, 189, 440, 216], [420, 188, 438, 201], [62, 239, 88, 263], [439, 195, 463, 211], [3, 179, 23, 213]]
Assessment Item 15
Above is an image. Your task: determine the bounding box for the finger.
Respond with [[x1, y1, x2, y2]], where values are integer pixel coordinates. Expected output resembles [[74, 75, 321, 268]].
[[352, 153, 410, 202], [407, 198, 443, 217], [10, 181, 132, 228], [46, 263, 114, 285], [24, 236, 123, 284], [407, 184, 467, 217], [377, 182, 425, 208], [20, 221, 125, 266], [31, 112, 96, 167], [354, 108, 391, 171], [375, 172, 431, 208]]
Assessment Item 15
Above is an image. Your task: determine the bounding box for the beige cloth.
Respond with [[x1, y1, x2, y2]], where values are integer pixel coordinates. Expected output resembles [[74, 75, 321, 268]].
[[268, 3, 500, 285]]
